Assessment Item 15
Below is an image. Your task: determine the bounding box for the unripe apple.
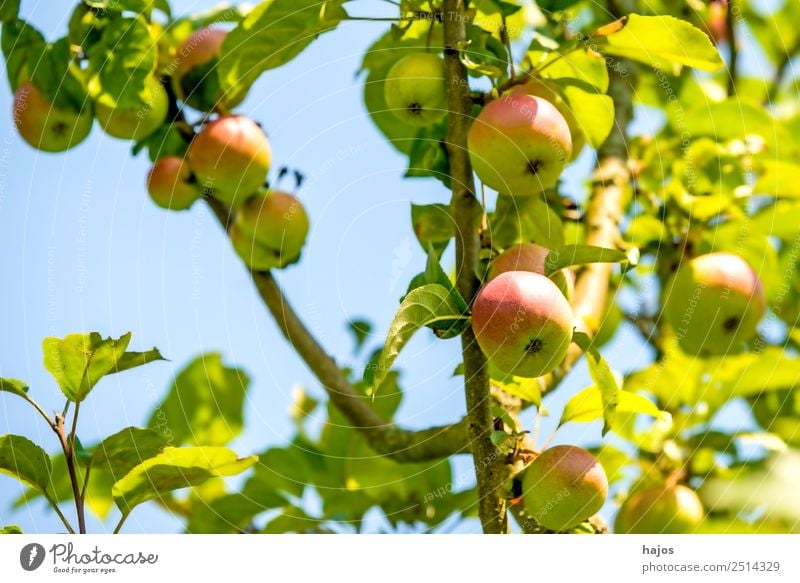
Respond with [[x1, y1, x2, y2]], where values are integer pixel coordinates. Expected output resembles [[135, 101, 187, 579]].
[[146, 156, 201, 211], [13, 82, 93, 152], [468, 93, 572, 195], [615, 485, 703, 534], [229, 222, 283, 271], [487, 243, 573, 301], [187, 115, 271, 207], [510, 79, 585, 160], [384, 53, 447, 127], [523, 445, 608, 531], [95, 77, 168, 141], [472, 271, 573, 378], [172, 27, 241, 112], [234, 190, 309, 266], [662, 252, 765, 356]]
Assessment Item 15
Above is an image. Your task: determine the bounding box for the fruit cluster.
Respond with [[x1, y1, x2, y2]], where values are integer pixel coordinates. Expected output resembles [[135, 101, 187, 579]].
[[12, 26, 309, 272]]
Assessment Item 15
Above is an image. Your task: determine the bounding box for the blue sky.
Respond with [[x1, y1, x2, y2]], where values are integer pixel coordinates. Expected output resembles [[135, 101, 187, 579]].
[[0, 0, 756, 534]]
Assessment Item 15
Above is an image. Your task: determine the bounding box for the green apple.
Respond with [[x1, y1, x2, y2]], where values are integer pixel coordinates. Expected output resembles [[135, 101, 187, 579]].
[[384, 53, 447, 127], [615, 485, 704, 534], [487, 243, 573, 300], [468, 93, 572, 195], [13, 81, 93, 152], [234, 190, 309, 266], [472, 271, 574, 378], [510, 79, 586, 160], [146, 156, 201, 211], [229, 222, 283, 271], [95, 77, 168, 141], [171, 27, 242, 112], [187, 115, 271, 207], [663, 252, 765, 356], [523, 445, 608, 531]]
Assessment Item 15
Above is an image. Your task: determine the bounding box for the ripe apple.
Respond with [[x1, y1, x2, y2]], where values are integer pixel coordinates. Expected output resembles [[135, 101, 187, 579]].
[[468, 93, 572, 195], [234, 190, 309, 266], [510, 79, 585, 160], [662, 252, 765, 356], [706, 0, 728, 44], [187, 115, 271, 207], [13, 81, 93, 152], [487, 243, 573, 301], [472, 271, 573, 378], [522, 445, 608, 531], [146, 156, 201, 211], [384, 53, 447, 127], [172, 27, 241, 112], [95, 77, 168, 141], [615, 485, 704, 534]]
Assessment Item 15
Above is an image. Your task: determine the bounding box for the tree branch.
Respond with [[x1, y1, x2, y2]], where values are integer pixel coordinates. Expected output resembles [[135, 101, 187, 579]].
[[206, 199, 469, 463], [443, 0, 508, 534]]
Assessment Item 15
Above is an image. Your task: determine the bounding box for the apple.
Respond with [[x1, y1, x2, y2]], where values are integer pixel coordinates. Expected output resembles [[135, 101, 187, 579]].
[[487, 243, 573, 300], [171, 27, 241, 112], [234, 190, 309, 266], [468, 93, 572, 195], [706, 0, 728, 44], [615, 485, 704, 534], [13, 82, 93, 152], [146, 156, 201, 211], [95, 77, 168, 141], [663, 252, 765, 356], [522, 445, 608, 531], [384, 53, 447, 127], [229, 222, 283, 271], [511, 79, 586, 160], [187, 115, 271, 207], [472, 271, 573, 378]]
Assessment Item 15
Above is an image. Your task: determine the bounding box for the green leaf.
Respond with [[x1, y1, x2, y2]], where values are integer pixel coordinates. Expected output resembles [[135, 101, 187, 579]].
[[85, 0, 169, 15], [571, 331, 620, 436], [91, 427, 169, 479], [219, 0, 348, 104], [681, 100, 798, 155], [544, 244, 633, 275], [147, 353, 249, 446], [560, 385, 670, 426], [43, 332, 133, 402], [490, 195, 565, 249], [113, 347, 166, 374], [593, 14, 723, 74], [411, 203, 455, 254], [547, 78, 613, 148], [528, 48, 609, 93], [1, 19, 46, 91], [86, 15, 156, 108], [752, 200, 800, 240], [0, 0, 20, 22], [0, 434, 52, 494], [347, 319, 372, 353], [0, 525, 23, 534], [30, 37, 90, 111], [0, 378, 29, 400], [754, 160, 800, 199], [373, 284, 469, 391], [187, 491, 285, 533], [490, 374, 541, 405], [405, 120, 451, 186], [262, 505, 319, 533], [112, 446, 257, 514]]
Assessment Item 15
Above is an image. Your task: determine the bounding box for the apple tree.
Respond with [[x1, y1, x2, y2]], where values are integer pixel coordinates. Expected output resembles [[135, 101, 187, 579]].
[[2, 0, 800, 534]]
